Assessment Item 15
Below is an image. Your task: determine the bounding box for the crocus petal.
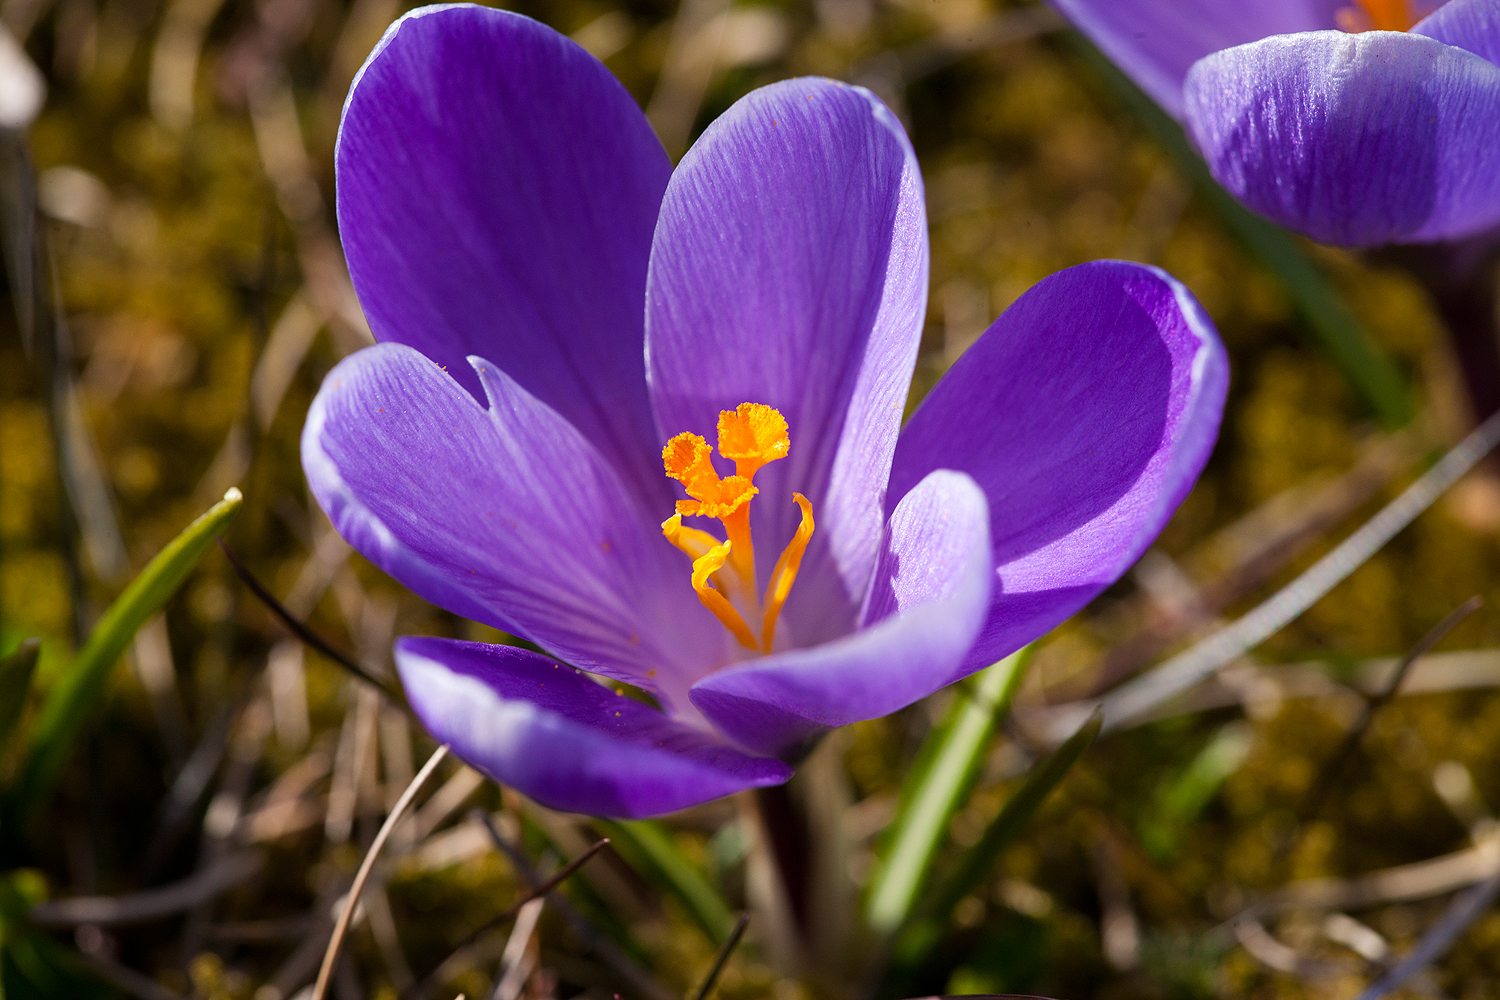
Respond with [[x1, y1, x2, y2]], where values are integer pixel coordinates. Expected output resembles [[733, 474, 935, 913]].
[[397, 638, 791, 818], [888, 261, 1227, 672], [1046, 0, 1344, 117], [646, 77, 928, 648], [690, 471, 992, 759], [1415, 0, 1500, 67], [302, 343, 725, 707], [337, 4, 671, 506], [1184, 30, 1500, 246]]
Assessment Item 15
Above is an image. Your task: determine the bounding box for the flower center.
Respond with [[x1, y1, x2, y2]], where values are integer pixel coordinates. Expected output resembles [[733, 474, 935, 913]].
[[1336, 0, 1419, 31], [661, 403, 815, 653]]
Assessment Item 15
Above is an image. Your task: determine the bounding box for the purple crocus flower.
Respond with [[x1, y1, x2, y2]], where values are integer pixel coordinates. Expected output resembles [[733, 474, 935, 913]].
[[302, 3, 1228, 818], [1048, 0, 1500, 247]]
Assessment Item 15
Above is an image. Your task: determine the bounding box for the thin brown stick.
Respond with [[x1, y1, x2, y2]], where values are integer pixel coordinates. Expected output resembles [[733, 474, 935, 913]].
[[496, 838, 611, 921], [217, 537, 400, 700], [30, 850, 263, 927], [1229, 912, 1353, 979], [1308, 596, 1483, 809], [1044, 407, 1500, 744], [403, 836, 611, 1000], [1250, 842, 1500, 919], [690, 911, 750, 1000], [1074, 432, 1416, 699], [470, 812, 677, 1000], [490, 895, 544, 1000], [311, 744, 449, 1000], [1354, 871, 1500, 1000]]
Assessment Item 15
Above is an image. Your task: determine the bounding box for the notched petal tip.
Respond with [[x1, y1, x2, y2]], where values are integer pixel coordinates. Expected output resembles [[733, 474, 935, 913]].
[[335, 2, 670, 502]]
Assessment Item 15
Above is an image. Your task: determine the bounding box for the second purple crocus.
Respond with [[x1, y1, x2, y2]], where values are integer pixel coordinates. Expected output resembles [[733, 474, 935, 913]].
[[302, 4, 1228, 818], [1048, 0, 1500, 248]]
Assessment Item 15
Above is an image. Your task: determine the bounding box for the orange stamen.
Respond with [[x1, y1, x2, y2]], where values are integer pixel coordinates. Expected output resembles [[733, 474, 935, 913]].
[[661, 513, 723, 561], [761, 493, 814, 652], [1336, 0, 1419, 32], [717, 403, 789, 480], [689, 540, 760, 650], [660, 403, 812, 653]]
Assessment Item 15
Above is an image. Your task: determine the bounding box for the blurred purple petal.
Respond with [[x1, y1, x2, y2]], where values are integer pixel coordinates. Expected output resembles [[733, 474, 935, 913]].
[[647, 78, 928, 649], [397, 638, 791, 818], [302, 343, 724, 706], [337, 5, 671, 505], [889, 261, 1227, 671], [1184, 29, 1500, 246], [1415, 0, 1500, 66], [690, 471, 991, 758], [1046, 0, 1344, 117]]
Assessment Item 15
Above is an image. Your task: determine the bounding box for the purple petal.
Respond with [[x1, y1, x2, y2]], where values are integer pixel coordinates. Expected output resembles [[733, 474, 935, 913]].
[[397, 638, 791, 818], [646, 78, 928, 649], [1184, 29, 1500, 246], [888, 261, 1227, 672], [336, 5, 671, 505], [1045, 0, 1345, 117], [689, 471, 991, 759], [1415, 0, 1500, 67], [302, 343, 726, 708]]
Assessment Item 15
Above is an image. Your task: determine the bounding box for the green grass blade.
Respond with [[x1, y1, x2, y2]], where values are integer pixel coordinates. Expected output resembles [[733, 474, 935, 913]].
[[1138, 722, 1252, 861], [892, 707, 1103, 970], [18, 488, 243, 805], [1067, 35, 1414, 429], [865, 645, 1034, 934], [601, 819, 734, 945], [0, 640, 40, 753]]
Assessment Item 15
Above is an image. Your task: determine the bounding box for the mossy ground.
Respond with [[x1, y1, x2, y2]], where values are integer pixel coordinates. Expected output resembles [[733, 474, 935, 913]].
[[3, 1, 1499, 997]]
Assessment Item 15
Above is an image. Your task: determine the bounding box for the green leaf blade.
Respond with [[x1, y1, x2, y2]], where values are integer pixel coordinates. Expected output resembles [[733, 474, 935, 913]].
[[1139, 722, 1252, 861], [19, 489, 243, 806], [601, 818, 735, 946], [865, 645, 1034, 935], [0, 640, 41, 753], [892, 706, 1103, 971]]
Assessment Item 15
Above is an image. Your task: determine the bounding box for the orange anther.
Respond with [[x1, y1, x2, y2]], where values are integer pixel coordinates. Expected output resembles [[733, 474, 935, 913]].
[[717, 403, 789, 480], [1336, 0, 1419, 32], [689, 541, 760, 650], [663, 432, 715, 486], [661, 403, 812, 653], [761, 493, 815, 652]]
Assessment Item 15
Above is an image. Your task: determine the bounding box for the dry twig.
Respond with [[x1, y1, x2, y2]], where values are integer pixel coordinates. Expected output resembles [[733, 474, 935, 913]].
[[690, 911, 750, 1000], [405, 836, 612, 1000], [1307, 596, 1483, 809], [473, 812, 677, 1000], [1044, 410, 1500, 743], [1251, 839, 1500, 918], [217, 537, 400, 698], [311, 744, 449, 1000], [490, 896, 544, 1000], [1354, 873, 1500, 1000], [74, 949, 188, 1000], [31, 851, 264, 927]]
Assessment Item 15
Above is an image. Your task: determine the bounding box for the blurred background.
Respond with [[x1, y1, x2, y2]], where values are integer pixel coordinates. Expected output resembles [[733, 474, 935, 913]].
[[4, 0, 1500, 998]]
